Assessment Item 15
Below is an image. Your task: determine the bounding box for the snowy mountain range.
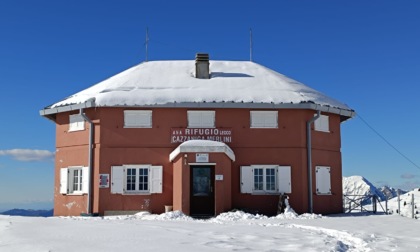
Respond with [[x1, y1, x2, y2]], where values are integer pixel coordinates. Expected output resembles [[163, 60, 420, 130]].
[[0, 209, 53, 217], [343, 175, 406, 203], [343, 175, 418, 219]]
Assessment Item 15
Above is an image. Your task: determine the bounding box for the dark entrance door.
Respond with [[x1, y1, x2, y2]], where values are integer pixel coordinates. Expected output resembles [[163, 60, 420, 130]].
[[190, 166, 215, 217]]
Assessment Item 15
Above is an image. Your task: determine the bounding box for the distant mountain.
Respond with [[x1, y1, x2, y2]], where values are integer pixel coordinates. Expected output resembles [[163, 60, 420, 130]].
[[343, 176, 386, 204], [0, 208, 53, 217], [379, 186, 407, 200], [342, 176, 414, 215]]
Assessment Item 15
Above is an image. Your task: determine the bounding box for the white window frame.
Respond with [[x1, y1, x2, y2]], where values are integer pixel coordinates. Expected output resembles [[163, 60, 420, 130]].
[[125, 165, 150, 193], [124, 110, 152, 128], [69, 114, 85, 132], [315, 166, 332, 195], [314, 114, 329, 132], [187, 110, 215, 128], [60, 166, 89, 195], [240, 165, 291, 194], [111, 165, 162, 195], [250, 111, 278, 128], [252, 165, 278, 193]]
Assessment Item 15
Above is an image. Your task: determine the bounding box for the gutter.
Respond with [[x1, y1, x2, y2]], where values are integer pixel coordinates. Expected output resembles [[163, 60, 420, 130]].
[[80, 108, 94, 215], [307, 110, 320, 214], [39, 100, 355, 122]]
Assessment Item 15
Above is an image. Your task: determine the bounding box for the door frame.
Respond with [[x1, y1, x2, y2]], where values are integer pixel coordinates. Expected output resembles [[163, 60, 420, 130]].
[[189, 165, 215, 217]]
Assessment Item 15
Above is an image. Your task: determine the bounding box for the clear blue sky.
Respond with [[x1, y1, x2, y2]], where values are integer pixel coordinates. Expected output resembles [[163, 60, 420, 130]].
[[1, 0, 419, 210]]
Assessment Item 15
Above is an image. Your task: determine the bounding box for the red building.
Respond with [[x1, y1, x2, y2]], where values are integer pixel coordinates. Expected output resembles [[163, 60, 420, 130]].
[[40, 54, 354, 217]]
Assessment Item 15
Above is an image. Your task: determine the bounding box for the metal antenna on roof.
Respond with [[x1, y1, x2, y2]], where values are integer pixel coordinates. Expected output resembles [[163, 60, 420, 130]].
[[145, 27, 149, 62], [249, 28, 253, 62]]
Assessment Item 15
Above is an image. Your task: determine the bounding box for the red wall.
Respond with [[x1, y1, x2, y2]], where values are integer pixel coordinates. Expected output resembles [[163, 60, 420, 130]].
[[53, 107, 343, 216]]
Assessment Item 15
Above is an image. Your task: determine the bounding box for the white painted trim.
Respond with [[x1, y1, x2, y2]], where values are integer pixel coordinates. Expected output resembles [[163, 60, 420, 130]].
[[188, 163, 217, 166]]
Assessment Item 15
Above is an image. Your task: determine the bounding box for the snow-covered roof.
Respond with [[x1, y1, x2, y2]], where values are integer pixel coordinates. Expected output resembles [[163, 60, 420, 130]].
[[41, 60, 354, 119], [169, 140, 235, 161]]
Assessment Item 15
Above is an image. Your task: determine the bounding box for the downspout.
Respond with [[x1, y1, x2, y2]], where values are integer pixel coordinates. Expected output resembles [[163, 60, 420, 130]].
[[307, 110, 320, 214], [80, 108, 93, 215]]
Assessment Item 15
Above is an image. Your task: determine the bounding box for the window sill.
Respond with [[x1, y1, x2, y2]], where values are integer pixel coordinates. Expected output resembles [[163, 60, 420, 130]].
[[66, 192, 86, 196], [123, 126, 152, 128], [122, 192, 151, 195], [315, 129, 330, 133], [250, 127, 278, 129], [68, 129, 85, 132], [251, 191, 280, 195]]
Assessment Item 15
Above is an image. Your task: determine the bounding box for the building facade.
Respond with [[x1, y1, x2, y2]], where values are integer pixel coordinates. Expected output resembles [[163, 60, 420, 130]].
[[41, 54, 354, 216]]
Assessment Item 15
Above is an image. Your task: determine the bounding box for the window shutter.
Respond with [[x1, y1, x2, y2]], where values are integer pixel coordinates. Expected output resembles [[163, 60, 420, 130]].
[[69, 115, 85, 132], [111, 166, 124, 194], [82, 167, 90, 194], [201, 111, 215, 127], [315, 166, 331, 195], [240, 166, 253, 193], [124, 111, 152, 128], [250, 111, 278, 128], [150, 166, 163, 193], [60, 168, 69, 194], [277, 166, 291, 193], [187, 111, 200, 128], [188, 111, 215, 128], [315, 115, 329, 132]]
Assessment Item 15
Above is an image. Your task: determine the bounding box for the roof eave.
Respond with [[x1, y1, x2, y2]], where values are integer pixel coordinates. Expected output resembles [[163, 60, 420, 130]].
[[39, 99, 96, 122], [39, 100, 355, 122]]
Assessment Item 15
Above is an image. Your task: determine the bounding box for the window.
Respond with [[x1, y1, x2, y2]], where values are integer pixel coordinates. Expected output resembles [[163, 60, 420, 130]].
[[125, 166, 149, 192], [60, 167, 89, 195], [124, 110, 152, 128], [111, 165, 162, 194], [315, 166, 331, 195], [253, 167, 276, 192], [314, 114, 329, 132], [187, 111, 215, 128], [72, 169, 83, 192], [69, 114, 85, 132], [240, 165, 291, 194], [250, 111, 278, 128]]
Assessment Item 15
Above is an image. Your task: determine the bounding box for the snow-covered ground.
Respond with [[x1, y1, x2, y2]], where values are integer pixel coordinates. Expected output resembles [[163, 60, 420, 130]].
[[1, 209, 419, 252]]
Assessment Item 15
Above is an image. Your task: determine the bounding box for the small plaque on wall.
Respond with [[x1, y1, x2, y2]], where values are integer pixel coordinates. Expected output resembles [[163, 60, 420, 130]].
[[196, 153, 209, 163], [215, 175, 223, 181], [99, 174, 109, 188]]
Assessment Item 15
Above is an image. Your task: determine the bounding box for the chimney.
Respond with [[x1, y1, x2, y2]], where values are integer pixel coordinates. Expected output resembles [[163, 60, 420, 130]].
[[195, 53, 210, 79]]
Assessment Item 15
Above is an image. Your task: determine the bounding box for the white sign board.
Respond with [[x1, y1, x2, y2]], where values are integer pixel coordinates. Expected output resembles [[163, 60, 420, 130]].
[[196, 153, 209, 163], [99, 174, 109, 188], [215, 175, 223, 181]]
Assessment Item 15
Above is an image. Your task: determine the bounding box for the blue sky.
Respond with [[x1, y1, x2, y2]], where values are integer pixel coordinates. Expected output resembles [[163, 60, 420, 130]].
[[1, 0, 420, 210]]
